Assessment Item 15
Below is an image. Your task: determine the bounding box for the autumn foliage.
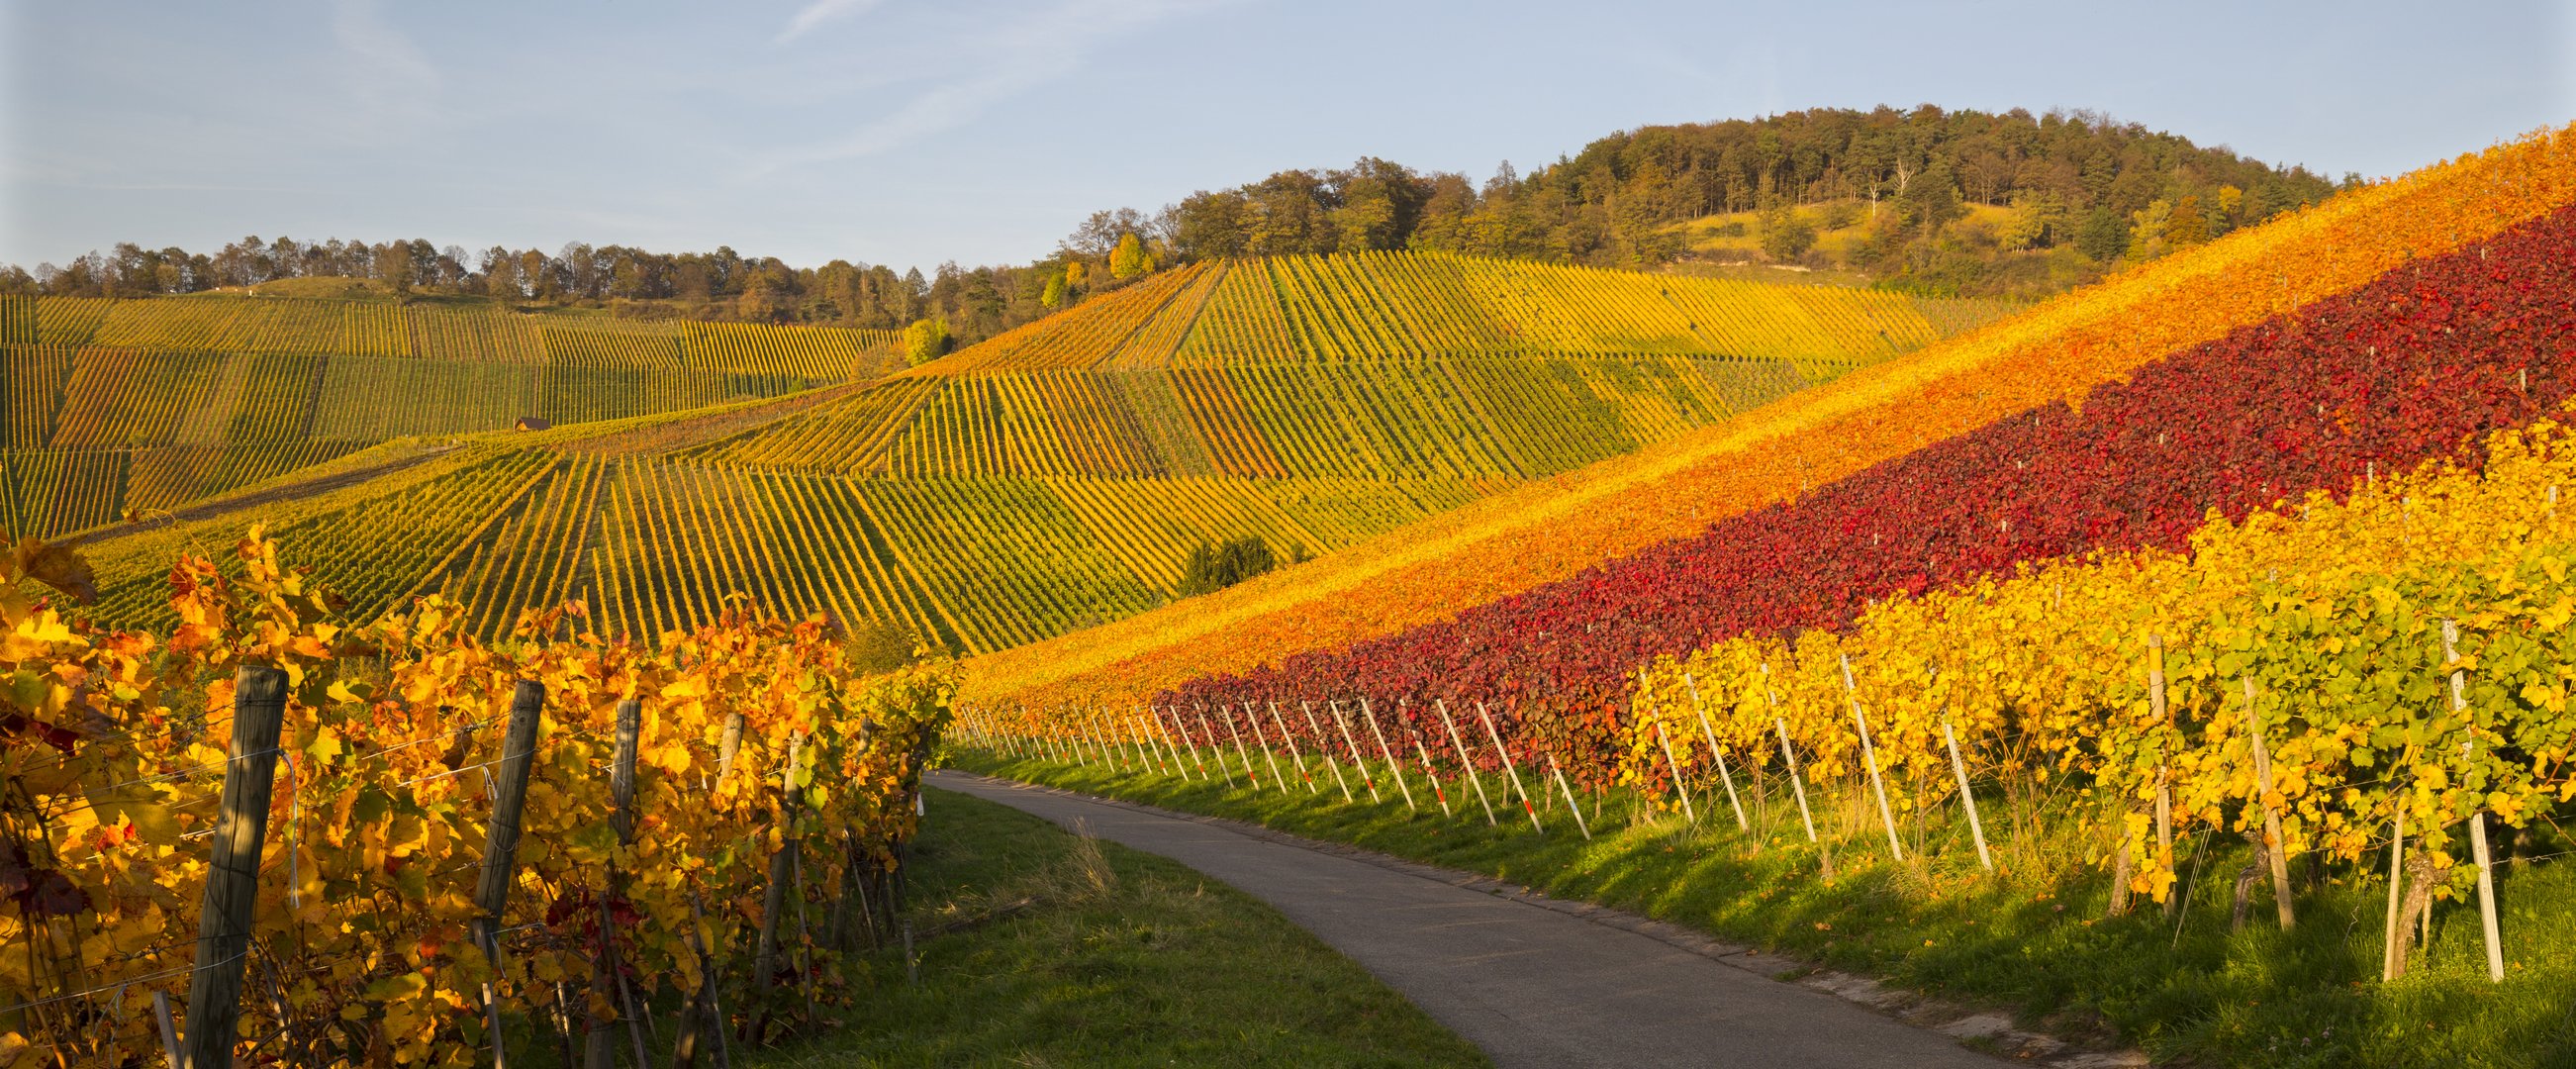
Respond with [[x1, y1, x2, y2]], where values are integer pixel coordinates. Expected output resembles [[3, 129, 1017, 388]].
[[1168, 200, 2576, 774], [967, 124, 2576, 714], [0, 530, 953, 1065]]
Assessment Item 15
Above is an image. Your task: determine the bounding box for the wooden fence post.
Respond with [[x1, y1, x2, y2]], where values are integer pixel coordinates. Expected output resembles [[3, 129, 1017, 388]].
[[1839, 656, 1905, 861], [180, 664, 289, 1069], [1477, 703, 1544, 834], [1360, 700, 1416, 814], [1436, 701, 1497, 826], [1683, 674, 1750, 831], [2241, 677, 2295, 929], [1301, 702, 1356, 802], [2445, 620, 2505, 982]]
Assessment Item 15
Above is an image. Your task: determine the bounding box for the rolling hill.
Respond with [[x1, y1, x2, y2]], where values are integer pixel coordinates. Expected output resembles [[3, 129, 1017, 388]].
[[0, 292, 901, 537], [965, 125, 2576, 713], [52, 252, 2016, 651]]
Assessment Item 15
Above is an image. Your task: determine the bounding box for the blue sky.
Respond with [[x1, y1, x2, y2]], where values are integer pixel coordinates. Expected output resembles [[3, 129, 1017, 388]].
[[3, 0, 2568, 274]]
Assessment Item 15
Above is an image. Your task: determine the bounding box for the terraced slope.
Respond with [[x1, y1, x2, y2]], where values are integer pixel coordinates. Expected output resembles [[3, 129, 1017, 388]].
[[964, 125, 2576, 711], [58, 254, 2015, 652], [0, 294, 901, 536]]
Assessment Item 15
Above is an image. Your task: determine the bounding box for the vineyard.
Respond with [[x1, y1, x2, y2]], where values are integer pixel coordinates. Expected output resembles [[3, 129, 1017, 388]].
[[0, 296, 901, 539], [945, 125, 2576, 1065], [963, 125, 2576, 714], [54, 254, 2008, 655], [0, 531, 957, 1066]]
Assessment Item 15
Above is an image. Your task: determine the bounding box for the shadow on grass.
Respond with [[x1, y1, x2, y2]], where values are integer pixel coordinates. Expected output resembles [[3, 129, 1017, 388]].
[[743, 786, 1488, 1068], [958, 750, 2576, 1069]]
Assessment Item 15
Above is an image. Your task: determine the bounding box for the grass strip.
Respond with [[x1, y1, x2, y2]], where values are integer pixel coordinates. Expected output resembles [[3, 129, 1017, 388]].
[[748, 785, 1488, 1068], [955, 750, 2576, 1069]]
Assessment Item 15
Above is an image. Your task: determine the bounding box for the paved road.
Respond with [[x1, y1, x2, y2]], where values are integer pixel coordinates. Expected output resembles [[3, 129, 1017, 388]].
[[929, 771, 2008, 1069]]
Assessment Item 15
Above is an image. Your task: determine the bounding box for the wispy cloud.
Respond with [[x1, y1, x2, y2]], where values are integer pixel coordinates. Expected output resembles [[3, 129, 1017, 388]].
[[778, 0, 889, 43], [332, 0, 438, 90], [329, 0, 441, 129], [751, 0, 1226, 176]]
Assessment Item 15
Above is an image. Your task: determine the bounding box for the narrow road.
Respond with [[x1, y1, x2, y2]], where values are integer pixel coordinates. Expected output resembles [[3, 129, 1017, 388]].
[[929, 771, 2009, 1069]]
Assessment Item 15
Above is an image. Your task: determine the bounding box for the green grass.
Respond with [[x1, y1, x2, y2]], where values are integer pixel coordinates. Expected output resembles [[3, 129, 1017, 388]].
[[744, 786, 1487, 1068], [954, 749, 2576, 1068]]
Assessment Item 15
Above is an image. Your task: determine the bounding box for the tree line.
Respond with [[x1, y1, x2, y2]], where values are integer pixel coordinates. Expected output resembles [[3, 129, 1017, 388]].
[[0, 105, 2347, 347], [1141, 105, 2344, 296]]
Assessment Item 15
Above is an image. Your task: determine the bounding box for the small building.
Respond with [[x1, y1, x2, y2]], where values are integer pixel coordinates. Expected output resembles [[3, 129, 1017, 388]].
[[515, 416, 552, 432]]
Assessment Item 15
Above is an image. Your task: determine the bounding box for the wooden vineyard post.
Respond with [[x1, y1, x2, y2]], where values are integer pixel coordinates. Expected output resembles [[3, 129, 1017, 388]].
[[468, 679, 546, 1068], [180, 664, 290, 1069], [1940, 722, 1993, 872], [716, 711, 745, 786], [1243, 701, 1288, 795], [1546, 753, 1590, 841], [1412, 737, 1453, 817], [753, 732, 806, 1037], [672, 889, 733, 1069], [1478, 703, 1544, 834], [1839, 656, 1905, 861], [1635, 671, 1692, 825], [586, 699, 650, 1069], [2149, 636, 2176, 918], [1195, 709, 1237, 788], [1360, 700, 1417, 814], [1113, 708, 1145, 771], [1654, 721, 1696, 825], [1775, 714, 1831, 881], [1683, 673, 1750, 831], [2382, 805, 2408, 981], [1328, 702, 1381, 803], [1268, 703, 1319, 794], [1217, 706, 1261, 791], [1146, 711, 1181, 776], [1158, 707, 1207, 781], [1128, 710, 1164, 774], [1437, 701, 1497, 826], [2240, 677, 2295, 929], [2445, 620, 2506, 982], [1114, 708, 1144, 771], [1300, 702, 1356, 802], [1086, 709, 1117, 772]]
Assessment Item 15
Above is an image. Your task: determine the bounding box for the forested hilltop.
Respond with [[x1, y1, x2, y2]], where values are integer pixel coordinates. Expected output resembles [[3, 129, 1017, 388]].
[[1162, 105, 2343, 297], [0, 105, 2338, 344]]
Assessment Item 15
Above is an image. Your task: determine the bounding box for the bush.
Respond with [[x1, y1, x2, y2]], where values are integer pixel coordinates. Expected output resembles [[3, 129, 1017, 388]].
[[1760, 205, 1818, 260], [902, 316, 952, 365], [1178, 535, 1279, 597]]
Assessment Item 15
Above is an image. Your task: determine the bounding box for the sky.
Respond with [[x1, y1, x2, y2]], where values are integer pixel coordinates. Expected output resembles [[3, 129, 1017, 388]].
[[2, 0, 2569, 274]]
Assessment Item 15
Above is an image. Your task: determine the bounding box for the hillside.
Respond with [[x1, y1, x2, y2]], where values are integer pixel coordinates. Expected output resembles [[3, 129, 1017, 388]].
[[965, 125, 2576, 712], [0, 293, 899, 537], [57, 253, 2016, 651]]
